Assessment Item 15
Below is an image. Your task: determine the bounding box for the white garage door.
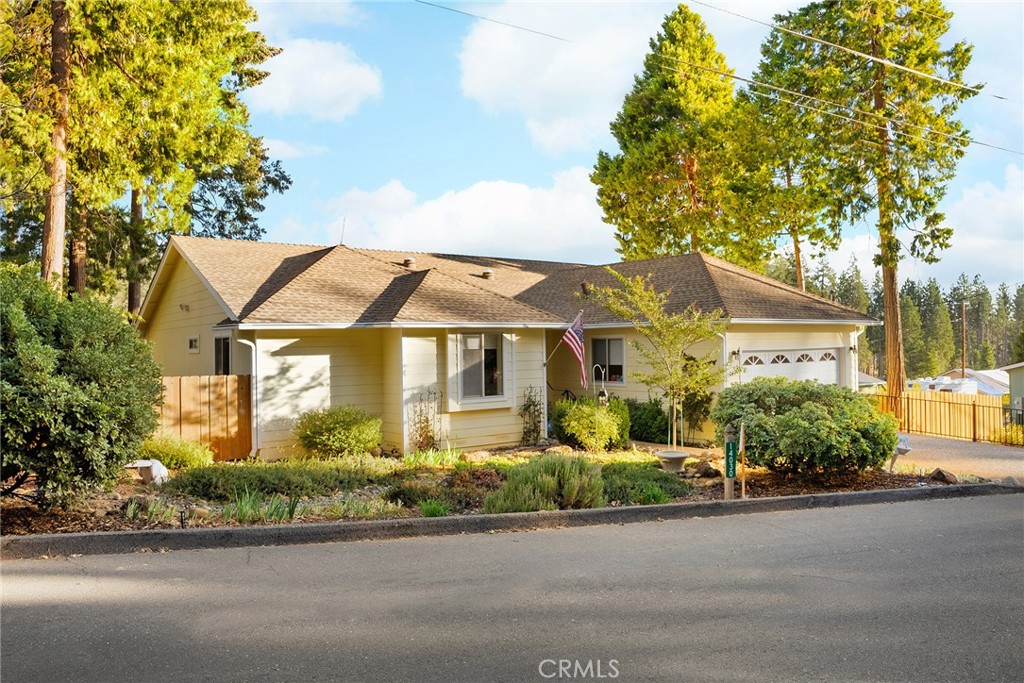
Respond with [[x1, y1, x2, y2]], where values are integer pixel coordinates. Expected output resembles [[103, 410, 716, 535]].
[[740, 350, 840, 385]]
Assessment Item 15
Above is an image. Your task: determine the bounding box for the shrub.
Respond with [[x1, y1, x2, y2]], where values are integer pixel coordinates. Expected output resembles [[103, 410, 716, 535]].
[[601, 460, 693, 504], [563, 402, 620, 452], [0, 263, 162, 507], [624, 398, 669, 443], [711, 377, 899, 475], [419, 499, 450, 517], [482, 454, 603, 513], [165, 457, 400, 501], [293, 405, 382, 457], [388, 467, 505, 512], [606, 396, 631, 448], [138, 432, 214, 469], [997, 424, 1024, 446]]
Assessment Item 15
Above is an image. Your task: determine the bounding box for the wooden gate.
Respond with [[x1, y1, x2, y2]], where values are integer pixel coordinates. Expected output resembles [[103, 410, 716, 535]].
[[159, 375, 252, 461]]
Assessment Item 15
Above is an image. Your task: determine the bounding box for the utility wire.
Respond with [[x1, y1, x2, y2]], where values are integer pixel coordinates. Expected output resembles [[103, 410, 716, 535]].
[[657, 56, 1023, 156], [413, 1, 572, 43], [688, 0, 1005, 101]]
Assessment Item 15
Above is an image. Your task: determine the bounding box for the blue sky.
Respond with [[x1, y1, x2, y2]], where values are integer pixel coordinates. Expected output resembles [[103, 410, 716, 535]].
[[243, 1, 1024, 289]]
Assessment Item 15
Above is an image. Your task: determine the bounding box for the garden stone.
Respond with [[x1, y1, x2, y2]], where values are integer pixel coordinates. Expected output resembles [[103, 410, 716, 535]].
[[460, 450, 491, 462], [188, 507, 211, 520], [1001, 476, 1020, 487], [544, 445, 574, 455], [928, 468, 958, 485], [695, 460, 721, 478]]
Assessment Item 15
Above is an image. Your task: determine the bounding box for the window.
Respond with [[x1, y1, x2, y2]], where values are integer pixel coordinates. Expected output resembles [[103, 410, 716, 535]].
[[592, 338, 624, 383], [187, 336, 200, 354], [796, 353, 815, 363], [771, 354, 791, 364], [820, 351, 837, 361], [742, 355, 765, 366], [460, 333, 503, 398], [214, 337, 231, 375]]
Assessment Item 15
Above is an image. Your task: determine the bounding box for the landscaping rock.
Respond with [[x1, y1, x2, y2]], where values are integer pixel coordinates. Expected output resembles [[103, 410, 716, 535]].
[[370, 447, 383, 457], [544, 445, 574, 455], [1001, 476, 1021, 487], [928, 468, 958, 485], [682, 457, 701, 469], [459, 450, 492, 463], [695, 460, 722, 478], [188, 507, 211, 520]]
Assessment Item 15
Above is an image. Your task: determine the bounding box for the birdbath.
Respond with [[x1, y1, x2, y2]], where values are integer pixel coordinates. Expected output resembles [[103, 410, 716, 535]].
[[657, 450, 688, 473]]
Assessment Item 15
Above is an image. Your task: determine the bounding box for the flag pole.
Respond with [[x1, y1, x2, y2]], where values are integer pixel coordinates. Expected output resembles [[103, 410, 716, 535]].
[[545, 310, 583, 365]]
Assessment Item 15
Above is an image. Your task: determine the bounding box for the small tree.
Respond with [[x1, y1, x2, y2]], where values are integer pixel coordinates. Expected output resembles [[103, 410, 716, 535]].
[[583, 268, 728, 447], [0, 262, 162, 507]]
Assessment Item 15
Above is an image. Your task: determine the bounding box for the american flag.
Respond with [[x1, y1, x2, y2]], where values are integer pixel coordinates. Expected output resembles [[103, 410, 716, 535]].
[[562, 312, 587, 389]]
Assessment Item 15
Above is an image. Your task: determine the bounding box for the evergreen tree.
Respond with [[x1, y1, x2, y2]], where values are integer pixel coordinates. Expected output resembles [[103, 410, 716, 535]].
[[867, 273, 886, 377], [901, 289, 929, 378], [972, 340, 995, 370], [920, 278, 956, 376], [992, 284, 1013, 367], [835, 259, 870, 313], [1011, 324, 1024, 364], [758, 1, 977, 399], [592, 5, 771, 266]]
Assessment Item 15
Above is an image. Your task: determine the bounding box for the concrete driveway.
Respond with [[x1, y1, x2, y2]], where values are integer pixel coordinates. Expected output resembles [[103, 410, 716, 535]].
[[893, 433, 1024, 480]]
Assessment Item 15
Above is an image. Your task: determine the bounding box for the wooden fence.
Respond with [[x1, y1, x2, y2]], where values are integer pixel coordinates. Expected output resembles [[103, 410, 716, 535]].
[[158, 375, 252, 461], [871, 390, 1017, 444]]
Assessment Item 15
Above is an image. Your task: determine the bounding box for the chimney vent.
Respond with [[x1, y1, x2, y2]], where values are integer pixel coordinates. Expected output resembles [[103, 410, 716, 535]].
[[403, 257, 416, 268], [482, 269, 494, 280]]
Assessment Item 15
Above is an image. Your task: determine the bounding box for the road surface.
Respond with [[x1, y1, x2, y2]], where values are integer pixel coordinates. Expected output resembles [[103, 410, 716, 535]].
[[894, 433, 1024, 480], [3, 495, 1022, 682]]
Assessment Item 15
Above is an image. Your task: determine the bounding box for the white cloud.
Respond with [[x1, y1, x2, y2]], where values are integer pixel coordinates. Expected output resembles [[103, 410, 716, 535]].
[[250, 0, 362, 40], [326, 167, 618, 263], [264, 138, 329, 160], [245, 39, 382, 122], [457, 1, 808, 155], [823, 164, 1024, 288]]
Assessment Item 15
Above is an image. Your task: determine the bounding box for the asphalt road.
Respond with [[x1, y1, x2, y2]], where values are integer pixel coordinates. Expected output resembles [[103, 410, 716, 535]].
[[3, 495, 1022, 683], [893, 433, 1024, 480]]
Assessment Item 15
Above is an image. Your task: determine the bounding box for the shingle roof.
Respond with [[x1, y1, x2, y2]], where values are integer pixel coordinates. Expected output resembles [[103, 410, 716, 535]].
[[152, 237, 874, 327]]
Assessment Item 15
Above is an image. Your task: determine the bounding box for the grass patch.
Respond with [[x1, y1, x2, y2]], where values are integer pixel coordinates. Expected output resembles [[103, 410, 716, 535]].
[[403, 446, 462, 468], [601, 460, 694, 505], [483, 454, 604, 513], [165, 456, 403, 501], [418, 499, 450, 517], [299, 496, 403, 521]]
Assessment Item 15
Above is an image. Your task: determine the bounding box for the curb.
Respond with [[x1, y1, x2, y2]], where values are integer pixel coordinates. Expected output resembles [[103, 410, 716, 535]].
[[2, 482, 1021, 560]]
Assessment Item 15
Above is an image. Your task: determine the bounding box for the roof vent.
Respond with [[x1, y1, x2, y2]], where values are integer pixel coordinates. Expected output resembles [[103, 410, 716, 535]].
[[481, 268, 494, 280], [403, 257, 416, 268]]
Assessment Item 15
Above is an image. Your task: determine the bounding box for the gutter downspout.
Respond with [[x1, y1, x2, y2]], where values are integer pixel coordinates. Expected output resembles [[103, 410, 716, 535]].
[[716, 332, 730, 387], [237, 337, 260, 459]]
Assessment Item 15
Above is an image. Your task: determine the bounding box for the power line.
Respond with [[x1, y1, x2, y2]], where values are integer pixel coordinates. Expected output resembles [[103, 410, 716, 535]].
[[413, 1, 572, 43], [688, 0, 1006, 101], [656, 56, 1023, 156]]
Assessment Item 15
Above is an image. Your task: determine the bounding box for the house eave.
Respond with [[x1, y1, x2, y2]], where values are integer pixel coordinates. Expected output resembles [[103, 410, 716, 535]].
[[581, 318, 878, 330], [234, 321, 568, 331]]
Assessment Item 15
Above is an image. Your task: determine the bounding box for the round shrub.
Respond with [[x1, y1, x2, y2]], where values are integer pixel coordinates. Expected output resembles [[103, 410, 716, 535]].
[[563, 402, 621, 452], [138, 432, 215, 469], [483, 454, 604, 513], [711, 377, 898, 474], [294, 405, 382, 457], [0, 262, 162, 507], [606, 396, 631, 449], [624, 397, 669, 443]]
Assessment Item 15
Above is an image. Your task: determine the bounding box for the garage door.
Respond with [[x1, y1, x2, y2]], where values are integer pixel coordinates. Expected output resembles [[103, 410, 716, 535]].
[[740, 350, 840, 385]]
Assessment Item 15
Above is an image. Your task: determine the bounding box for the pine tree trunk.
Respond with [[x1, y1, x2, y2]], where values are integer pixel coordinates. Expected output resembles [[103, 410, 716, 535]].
[[68, 206, 88, 296], [127, 188, 144, 315], [871, 18, 905, 409], [41, 0, 70, 289], [790, 229, 804, 292]]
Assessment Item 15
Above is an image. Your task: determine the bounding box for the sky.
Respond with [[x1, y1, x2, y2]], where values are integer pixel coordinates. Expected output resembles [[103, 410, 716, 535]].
[[242, 0, 1024, 290]]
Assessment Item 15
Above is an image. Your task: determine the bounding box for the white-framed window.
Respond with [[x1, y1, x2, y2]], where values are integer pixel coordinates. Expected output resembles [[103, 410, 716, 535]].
[[770, 353, 791, 364], [214, 337, 231, 375], [187, 336, 200, 354], [592, 337, 625, 384], [459, 333, 504, 399]]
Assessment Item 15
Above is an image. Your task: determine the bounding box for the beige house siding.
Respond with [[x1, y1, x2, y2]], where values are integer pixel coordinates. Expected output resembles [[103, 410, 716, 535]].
[[143, 258, 232, 376], [381, 329, 404, 452], [255, 329, 385, 459]]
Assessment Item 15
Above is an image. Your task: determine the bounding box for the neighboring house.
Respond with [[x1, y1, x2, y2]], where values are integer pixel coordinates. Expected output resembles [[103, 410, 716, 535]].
[[858, 372, 886, 392], [1000, 362, 1024, 412], [139, 237, 876, 458], [935, 368, 1010, 396]]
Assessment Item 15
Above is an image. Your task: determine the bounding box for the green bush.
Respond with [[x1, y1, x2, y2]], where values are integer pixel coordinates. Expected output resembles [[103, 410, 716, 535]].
[[293, 405, 382, 457], [624, 398, 669, 443], [711, 377, 899, 475], [165, 457, 400, 501], [601, 460, 693, 504], [138, 432, 214, 469], [0, 263, 162, 507], [562, 402, 621, 452], [388, 467, 505, 512], [483, 454, 604, 513], [418, 499, 450, 517], [606, 396, 631, 448]]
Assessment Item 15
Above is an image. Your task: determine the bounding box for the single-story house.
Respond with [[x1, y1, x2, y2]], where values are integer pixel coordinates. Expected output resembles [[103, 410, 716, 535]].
[[139, 237, 877, 458], [936, 368, 1010, 396], [999, 361, 1024, 412]]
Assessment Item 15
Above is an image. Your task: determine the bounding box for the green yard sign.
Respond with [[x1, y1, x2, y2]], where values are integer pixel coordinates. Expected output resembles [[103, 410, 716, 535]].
[[725, 441, 737, 479]]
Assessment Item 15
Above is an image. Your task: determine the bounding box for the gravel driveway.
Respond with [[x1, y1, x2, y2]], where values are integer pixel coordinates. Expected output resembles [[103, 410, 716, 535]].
[[893, 433, 1024, 480]]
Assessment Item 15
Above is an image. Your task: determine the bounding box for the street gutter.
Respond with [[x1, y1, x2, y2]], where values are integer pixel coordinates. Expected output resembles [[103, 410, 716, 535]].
[[2, 482, 1021, 560]]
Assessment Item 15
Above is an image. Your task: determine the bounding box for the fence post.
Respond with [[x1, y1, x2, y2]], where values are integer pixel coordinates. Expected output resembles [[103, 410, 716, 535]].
[[972, 401, 978, 442]]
